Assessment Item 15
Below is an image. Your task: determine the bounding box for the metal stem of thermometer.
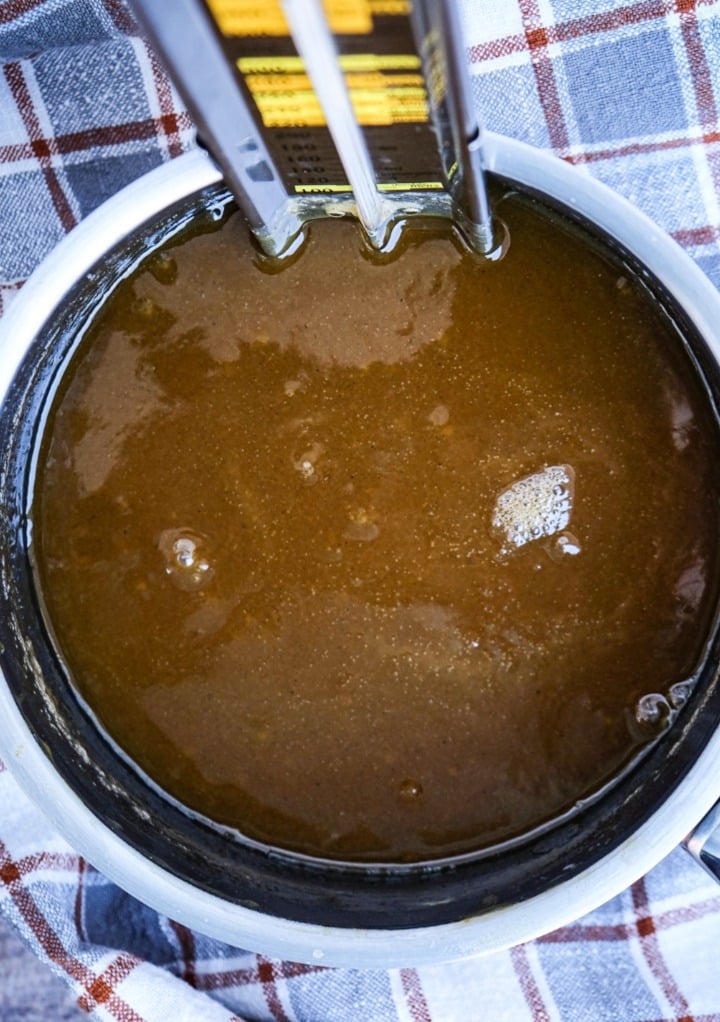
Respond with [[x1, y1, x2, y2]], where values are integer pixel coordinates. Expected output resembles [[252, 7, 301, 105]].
[[280, 0, 395, 248], [414, 0, 495, 253], [129, 0, 494, 256], [129, 0, 302, 257]]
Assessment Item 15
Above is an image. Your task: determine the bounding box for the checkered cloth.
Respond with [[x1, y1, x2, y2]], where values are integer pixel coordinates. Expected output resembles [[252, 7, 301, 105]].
[[2, 0, 720, 1019]]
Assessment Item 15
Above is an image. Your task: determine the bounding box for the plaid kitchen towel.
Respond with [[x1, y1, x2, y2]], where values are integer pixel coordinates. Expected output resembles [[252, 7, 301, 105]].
[[3, 0, 720, 1019]]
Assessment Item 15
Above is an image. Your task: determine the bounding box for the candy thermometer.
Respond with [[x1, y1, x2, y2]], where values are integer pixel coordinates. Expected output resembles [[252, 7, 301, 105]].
[[129, 0, 494, 255]]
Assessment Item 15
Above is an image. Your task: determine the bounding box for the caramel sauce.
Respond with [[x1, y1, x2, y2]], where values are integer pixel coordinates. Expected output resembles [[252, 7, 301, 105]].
[[32, 195, 720, 861]]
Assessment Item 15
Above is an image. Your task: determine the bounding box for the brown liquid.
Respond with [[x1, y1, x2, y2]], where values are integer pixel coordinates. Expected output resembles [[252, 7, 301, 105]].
[[32, 196, 720, 862]]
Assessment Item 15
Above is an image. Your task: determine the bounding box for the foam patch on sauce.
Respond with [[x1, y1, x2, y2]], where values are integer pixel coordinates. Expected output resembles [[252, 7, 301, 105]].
[[492, 465, 575, 554]]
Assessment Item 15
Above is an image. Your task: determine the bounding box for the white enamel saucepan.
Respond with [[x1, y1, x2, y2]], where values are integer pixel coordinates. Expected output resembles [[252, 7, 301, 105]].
[[0, 136, 719, 968]]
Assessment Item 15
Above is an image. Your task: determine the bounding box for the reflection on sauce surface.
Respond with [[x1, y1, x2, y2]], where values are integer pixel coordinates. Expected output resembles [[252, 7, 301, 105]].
[[33, 198, 720, 861]]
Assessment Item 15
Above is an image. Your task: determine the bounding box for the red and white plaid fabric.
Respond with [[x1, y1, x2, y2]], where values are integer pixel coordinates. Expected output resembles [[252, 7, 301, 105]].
[[2, 1, 720, 1019]]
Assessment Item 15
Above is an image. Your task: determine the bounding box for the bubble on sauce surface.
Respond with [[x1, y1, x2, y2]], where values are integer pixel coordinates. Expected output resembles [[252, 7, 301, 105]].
[[669, 680, 692, 709], [343, 509, 380, 542], [546, 530, 582, 563], [428, 404, 450, 427], [399, 778, 423, 801], [148, 252, 178, 286], [492, 464, 575, 555], [629, 692, 674, 740], [158, 528, 215, 591], [343, 520, 380, 542], [293, 441, 324, 484]]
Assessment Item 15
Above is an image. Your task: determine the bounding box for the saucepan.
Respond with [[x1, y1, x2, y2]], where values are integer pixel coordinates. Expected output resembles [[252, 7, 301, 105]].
[[1, 134, 720, 969]]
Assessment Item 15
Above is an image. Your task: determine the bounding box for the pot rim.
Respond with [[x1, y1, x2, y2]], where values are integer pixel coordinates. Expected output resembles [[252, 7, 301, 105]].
[[1, 136, 720, 968]]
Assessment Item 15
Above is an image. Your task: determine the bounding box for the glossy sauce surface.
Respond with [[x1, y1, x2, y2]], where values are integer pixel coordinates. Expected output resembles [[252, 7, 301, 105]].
[[33, 197, 720, 861]]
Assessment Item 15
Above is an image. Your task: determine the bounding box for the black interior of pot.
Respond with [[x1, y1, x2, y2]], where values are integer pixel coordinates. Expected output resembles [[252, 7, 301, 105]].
[[2, 182, 720, 930]]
